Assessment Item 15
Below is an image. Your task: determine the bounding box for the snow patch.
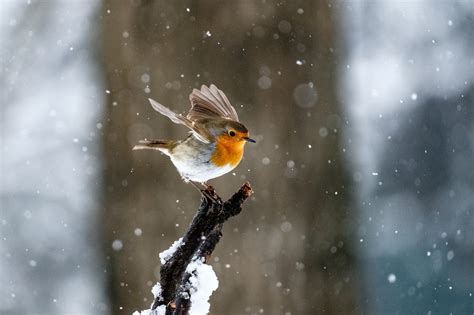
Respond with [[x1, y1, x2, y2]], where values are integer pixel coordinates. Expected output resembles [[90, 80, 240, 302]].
[[132, 305, 166, 315], [135, 239, 218, 315], [132, 285, 166, 315], [186, 259, 219, 315], [159, 238, 183, 264], [151, 283, 162, 298]]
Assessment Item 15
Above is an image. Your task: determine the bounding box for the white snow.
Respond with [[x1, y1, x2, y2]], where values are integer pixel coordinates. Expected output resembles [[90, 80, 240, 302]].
[[135, 257, 218, 315], [280, 221, 293, 233], [318, 127, 328, 137], [159, 238, 183, 264], [278, 20, 292, 33], [257, 75, 272, 89], [186, 259, 219, 315], [447, 250, 454, 261], [293, 82, 318, 108], [261, 157, 270, 165], [132, 285, 166, 315], [132, 305, 166, 315], [387, 273, 397, 283], [151, 283, 162, 298], [112, 239, 123, 251]]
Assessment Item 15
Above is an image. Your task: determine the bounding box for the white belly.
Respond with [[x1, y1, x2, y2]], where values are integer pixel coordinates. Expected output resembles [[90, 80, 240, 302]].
[[172, 158, 235, 182], [169, 137, 237, 182]]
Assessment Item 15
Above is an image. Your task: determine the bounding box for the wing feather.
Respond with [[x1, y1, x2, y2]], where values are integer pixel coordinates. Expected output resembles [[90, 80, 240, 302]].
[[148, 98, 211, 143], [211, 84, 239, 120], [188, 84, 239, 121]]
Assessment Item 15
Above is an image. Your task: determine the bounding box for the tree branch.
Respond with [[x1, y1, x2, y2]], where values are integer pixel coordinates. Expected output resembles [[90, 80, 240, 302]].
[[172, 224, 224, 314], [151, 182, 253, 314]]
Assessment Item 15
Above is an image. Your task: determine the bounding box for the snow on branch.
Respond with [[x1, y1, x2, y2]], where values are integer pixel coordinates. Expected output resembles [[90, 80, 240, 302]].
[[134, 182, 253, 315]]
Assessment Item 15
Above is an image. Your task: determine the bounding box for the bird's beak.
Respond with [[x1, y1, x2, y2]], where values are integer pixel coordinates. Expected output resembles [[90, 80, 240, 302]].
[[243, 137, 256, 143]]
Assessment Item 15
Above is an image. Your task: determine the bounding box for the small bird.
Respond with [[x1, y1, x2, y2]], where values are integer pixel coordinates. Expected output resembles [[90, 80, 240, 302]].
[[133, 84, 255, 187]]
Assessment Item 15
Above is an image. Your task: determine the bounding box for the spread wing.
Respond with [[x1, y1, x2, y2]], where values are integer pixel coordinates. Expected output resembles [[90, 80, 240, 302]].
[[187, 84, 239, 122], [148, 98, 212, 144]]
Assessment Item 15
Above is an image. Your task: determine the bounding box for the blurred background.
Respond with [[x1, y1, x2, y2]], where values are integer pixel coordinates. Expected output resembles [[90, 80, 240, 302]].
[[1, 0, 473, 314]]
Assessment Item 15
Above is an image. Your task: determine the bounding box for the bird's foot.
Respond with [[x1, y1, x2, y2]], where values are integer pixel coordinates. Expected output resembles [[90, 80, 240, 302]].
[[203, 191, 221, 205], [201, 183, 218, 201], [188, 180, 220, 203]]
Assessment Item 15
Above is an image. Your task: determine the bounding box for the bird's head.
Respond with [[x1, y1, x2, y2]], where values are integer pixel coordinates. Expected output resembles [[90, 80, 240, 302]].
[[205, 119, 256, 145]]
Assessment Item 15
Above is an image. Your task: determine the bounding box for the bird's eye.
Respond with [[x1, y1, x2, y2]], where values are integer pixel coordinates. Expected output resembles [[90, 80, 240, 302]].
[[228, 130, 236, 137]]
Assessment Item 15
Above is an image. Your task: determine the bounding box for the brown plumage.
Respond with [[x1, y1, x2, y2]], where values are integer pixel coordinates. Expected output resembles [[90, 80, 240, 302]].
[[133, 84, 255, 183]]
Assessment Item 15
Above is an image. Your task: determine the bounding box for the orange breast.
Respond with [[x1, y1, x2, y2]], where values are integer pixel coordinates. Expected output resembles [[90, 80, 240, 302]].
[[210, 136, 245, 167]]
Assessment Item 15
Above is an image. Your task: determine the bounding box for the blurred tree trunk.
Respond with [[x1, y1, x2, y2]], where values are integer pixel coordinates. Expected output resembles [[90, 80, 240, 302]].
[[102, 0, 359, 314]]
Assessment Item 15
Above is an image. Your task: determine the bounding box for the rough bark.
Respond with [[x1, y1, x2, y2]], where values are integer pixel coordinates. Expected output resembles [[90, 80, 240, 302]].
[[150, 183, 253, 314], [172, 225, 223, 314]]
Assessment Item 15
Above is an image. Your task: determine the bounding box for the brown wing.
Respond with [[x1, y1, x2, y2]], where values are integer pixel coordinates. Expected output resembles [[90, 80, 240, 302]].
[[148, 98, 212, 143], [188, 84, 239, 122]]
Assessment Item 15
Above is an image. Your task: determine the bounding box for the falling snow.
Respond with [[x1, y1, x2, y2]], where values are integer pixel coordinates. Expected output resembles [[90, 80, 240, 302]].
[[388, 274, 397, 283]]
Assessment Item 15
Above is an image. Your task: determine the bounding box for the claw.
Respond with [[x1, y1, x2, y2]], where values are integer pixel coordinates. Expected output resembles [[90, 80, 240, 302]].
[[185, 179, 221, 203]]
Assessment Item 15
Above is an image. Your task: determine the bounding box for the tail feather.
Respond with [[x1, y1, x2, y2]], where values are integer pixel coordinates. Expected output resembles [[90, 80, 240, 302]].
[[132, 139, 176, 155]]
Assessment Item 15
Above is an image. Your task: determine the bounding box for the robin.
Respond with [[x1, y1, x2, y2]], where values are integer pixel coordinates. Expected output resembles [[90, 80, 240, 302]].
[[133, 84, 255, 189]]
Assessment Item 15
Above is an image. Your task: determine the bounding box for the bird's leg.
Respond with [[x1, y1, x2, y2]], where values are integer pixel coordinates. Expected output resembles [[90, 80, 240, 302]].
[[201, 181, 214, 190], [201, 186, 221, 204], [188, 180, 219, 202], [188, 180, 204, 193], [183, 176, 219, 202], [200, 181, 219, 199]]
